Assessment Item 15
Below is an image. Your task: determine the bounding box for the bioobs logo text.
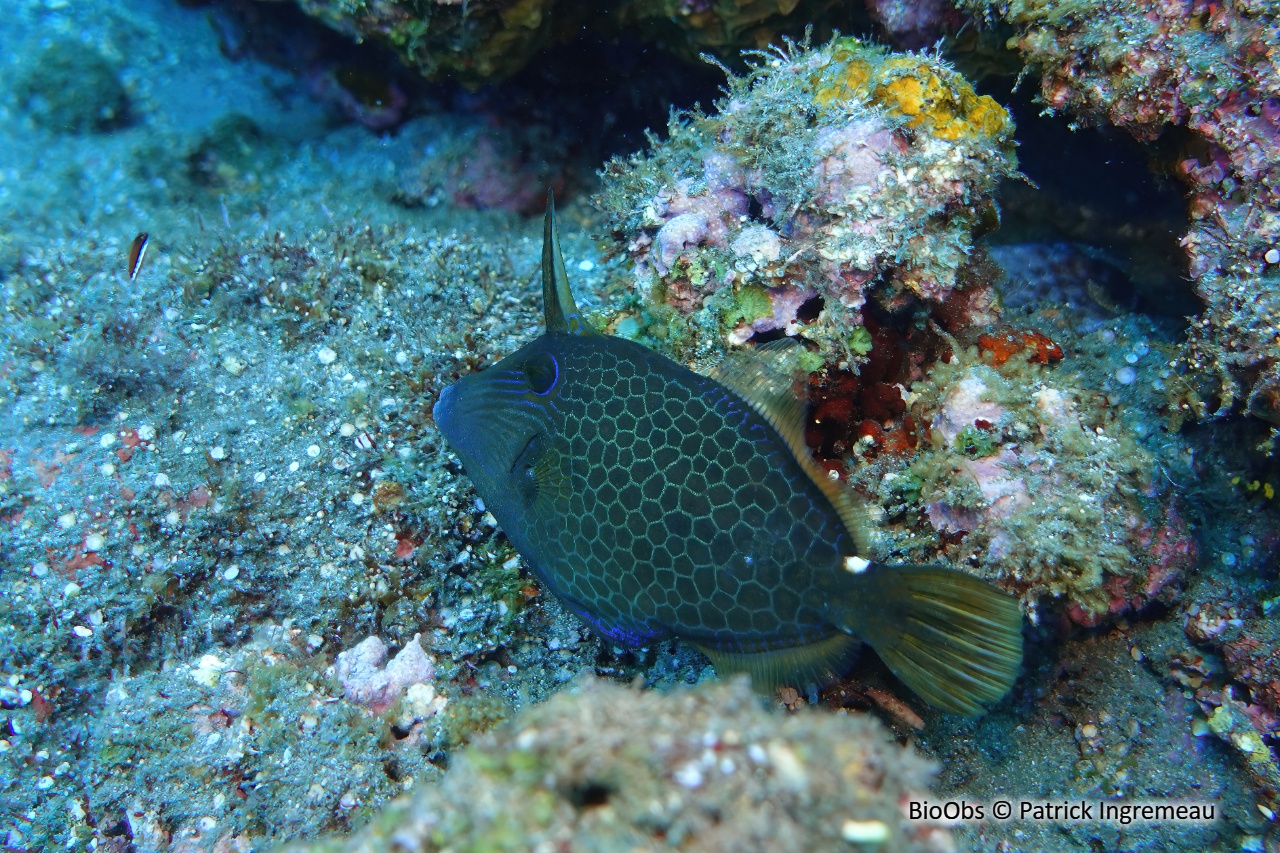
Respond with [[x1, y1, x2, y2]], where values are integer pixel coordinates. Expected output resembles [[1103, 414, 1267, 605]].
[[906, 798, 1218, 825], [907, 800, 986, 822]]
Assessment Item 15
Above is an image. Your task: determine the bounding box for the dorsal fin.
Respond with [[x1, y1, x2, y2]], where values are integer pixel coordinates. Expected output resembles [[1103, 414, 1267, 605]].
[[543, 191, 597, 336], [710, 338, 876, 557]]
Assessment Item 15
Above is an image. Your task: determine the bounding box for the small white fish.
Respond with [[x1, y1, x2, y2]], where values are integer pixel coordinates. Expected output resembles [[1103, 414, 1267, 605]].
[[127, 232, 149, 280]]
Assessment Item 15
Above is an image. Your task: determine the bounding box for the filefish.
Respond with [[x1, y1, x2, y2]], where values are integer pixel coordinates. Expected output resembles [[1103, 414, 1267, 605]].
[[433, 194, 1023, 714]]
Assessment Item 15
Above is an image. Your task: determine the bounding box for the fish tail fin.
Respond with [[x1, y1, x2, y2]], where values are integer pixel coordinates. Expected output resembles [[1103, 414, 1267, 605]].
[[841, 563, 1023, 716]]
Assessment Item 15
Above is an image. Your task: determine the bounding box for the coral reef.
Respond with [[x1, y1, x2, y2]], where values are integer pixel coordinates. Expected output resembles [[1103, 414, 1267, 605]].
[[283, 675, 949, 852], [962, 0, 1280, 426], [776, 223, 1202, 627], [3, 0, 1280, 848], [588, 32, 1190, 623], [595, 35, 1016, 366]]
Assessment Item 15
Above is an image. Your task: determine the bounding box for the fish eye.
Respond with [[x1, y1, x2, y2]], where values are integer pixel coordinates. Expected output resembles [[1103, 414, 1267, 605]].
[[523, 352, 558, 396]]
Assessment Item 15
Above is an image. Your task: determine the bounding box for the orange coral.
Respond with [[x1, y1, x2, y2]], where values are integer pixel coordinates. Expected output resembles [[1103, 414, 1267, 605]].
[[977, 330, 1065, 366]]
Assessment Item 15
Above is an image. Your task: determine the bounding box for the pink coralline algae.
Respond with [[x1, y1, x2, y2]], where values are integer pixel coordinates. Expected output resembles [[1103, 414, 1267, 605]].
[[596, 36, 1016, 364], [931, 373, 1005, 445], [655, 211, 714, 275], [1065, 509, 1198, 628], [335, 634, 437, 715], [964, 0, 1280, 423], [863, 354, 1194, 623]]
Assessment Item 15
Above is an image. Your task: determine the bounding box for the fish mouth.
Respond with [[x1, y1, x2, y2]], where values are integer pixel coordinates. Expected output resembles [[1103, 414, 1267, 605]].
[[431, 378, 527, 465]]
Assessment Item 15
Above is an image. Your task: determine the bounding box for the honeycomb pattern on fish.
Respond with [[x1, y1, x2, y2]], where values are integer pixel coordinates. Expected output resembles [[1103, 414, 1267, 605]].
[[522, 335, 855, 653]]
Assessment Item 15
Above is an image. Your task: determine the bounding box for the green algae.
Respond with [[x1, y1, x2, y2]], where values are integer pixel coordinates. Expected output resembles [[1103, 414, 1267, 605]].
[[955, 423, 1002, 458], [725, 282, 774, 326], [847, 325, 874, 356]]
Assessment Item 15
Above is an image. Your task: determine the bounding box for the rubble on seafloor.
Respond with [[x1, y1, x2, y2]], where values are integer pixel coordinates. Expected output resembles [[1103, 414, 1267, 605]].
[[0, 212, 619, 846], [86, 629, 449, 848], [280, 675, 948, 853]]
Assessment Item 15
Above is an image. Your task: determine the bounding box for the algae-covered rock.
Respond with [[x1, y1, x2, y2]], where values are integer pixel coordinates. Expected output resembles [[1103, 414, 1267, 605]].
[[855, 349, 1194, 624], [595, 35, 1016, 366], [16, 40, 131, 133], [286, 0, 577, 84], [283, 675, 948, 852], [274, 0, 840, 85], [608, 0, 844, 63]]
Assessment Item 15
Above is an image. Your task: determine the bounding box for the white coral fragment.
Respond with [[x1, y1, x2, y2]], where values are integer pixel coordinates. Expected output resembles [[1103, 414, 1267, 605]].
[[336, 634, 436, 715]]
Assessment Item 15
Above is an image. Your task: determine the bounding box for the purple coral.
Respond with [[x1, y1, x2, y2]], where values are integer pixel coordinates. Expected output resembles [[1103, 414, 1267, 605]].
[[655, 212, 713, 274]]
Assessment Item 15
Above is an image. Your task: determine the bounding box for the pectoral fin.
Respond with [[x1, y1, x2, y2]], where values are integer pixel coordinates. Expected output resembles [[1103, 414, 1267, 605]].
[[512, 431, 572, 512]]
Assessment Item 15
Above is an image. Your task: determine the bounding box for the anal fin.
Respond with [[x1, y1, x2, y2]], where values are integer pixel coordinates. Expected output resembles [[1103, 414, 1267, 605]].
[[693, 632, 861, 693]]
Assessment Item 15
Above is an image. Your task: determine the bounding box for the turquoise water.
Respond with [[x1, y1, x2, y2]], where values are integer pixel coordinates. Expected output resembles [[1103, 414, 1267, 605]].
[[0, 1, 1277, 851]]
